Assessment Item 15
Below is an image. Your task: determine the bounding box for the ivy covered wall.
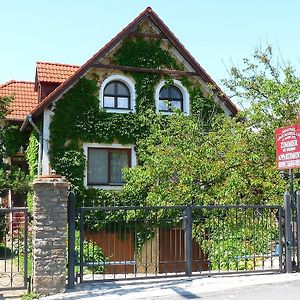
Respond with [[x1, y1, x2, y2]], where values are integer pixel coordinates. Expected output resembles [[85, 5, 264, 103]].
[[48, 37, 222, 206]]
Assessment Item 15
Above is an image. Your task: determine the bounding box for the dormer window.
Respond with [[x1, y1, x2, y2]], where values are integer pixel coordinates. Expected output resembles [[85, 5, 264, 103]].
[[158, 85, 183, 112], [103, 81, 130, 109], [155, 80, 190, 115], [100, 75, 136, 113]]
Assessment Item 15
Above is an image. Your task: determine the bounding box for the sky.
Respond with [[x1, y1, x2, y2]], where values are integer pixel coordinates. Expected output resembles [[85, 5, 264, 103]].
[[1, 0, 300, 96]]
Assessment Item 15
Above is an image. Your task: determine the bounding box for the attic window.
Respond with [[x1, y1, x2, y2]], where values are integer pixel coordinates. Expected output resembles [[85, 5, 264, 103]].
[[155, 80, 190, 115], [158, 85, 183, 112], [103, 81, 130, 109], [100, 74, 136, 113]]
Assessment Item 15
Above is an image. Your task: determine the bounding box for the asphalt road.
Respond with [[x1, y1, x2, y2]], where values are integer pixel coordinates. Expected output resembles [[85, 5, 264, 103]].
[[163, 280, 300, 300], [41, 273, 300, 300]]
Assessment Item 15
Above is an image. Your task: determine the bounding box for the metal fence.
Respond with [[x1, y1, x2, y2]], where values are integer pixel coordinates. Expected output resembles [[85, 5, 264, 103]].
[[0, 207, 29, 290], [68, 193, 284, 286], [286, 191, 300, 273]]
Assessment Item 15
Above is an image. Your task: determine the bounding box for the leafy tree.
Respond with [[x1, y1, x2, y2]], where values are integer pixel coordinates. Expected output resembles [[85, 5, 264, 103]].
[[223, 45, 300, 131], [0, 96, 30, 198], [222, 44, 300, 193], [124, 45, 300, 206], [122, 45, 300, 269]]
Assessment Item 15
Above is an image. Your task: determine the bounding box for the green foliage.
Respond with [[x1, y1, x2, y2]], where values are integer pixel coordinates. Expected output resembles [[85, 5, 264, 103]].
[[2, 125, 28, 157], [75, 231, 107, 274], [222, 44, 300, 192], [10, 167, 31, 194], [49, 38, 216, 205], [0, 169, 10, 197], [189, 85, 223, 129], [113, 38, 179, 112], [0, 96, 12, 160], [0, 213, 5, 241], [26, 132, 39, 180], [0, 95, 31, 198], [123, 45, 299, 267], [222, 45, 300, 132], [113, 38, 180, 70], [197, 209, 278, 270], [0, 167, 31, 198], [49, 76, 144, 193], [21, 292, 40, 300], [25, 132, 39, 211]]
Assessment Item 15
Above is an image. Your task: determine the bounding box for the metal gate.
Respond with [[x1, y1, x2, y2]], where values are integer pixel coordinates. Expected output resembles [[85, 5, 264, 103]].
[[68, 193, 287, 287], [0, 207, 30, 290], [285, 191, 300, 273]]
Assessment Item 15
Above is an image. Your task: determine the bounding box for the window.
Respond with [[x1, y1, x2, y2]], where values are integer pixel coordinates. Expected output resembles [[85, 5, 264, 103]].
[[87, 148, 131, 186], [158, 85, 183, 112], [99, 75, 136, 113], [103, 81, 130, 109], [155, 80, 190, 115]]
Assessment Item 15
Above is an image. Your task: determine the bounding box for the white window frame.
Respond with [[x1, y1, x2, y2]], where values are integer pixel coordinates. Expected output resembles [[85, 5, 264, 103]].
[[155, 80, 190, 116], [99, 75, 136, 113], [83, 143, 137, 190]]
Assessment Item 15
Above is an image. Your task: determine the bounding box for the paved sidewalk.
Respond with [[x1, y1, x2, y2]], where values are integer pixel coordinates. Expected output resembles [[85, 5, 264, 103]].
[[41, 273, 300, 300]]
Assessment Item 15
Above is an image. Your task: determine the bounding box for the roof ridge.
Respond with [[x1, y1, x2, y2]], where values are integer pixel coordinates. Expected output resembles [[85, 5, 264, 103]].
[[0, 80, 35, 88], [36, 61, 80, 68]]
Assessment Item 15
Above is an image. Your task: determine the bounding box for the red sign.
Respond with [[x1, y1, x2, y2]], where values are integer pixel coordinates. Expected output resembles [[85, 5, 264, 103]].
[[275, 124, 300, 170]]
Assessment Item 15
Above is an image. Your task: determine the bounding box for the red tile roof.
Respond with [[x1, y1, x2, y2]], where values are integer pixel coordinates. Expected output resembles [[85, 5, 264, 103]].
[[36, 62, 80, 83], [0, 81, 38, 121]]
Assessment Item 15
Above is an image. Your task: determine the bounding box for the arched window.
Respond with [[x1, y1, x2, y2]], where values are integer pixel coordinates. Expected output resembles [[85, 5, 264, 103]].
[[103, 81, 130, 110], [155, 80, 190, 115], [100, 75, 136, 113], [158, 85, 183, 112]]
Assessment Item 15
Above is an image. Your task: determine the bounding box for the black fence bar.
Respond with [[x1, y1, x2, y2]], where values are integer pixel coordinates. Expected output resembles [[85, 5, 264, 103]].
[[278, 207, 283, 272], [183, 206, 192, 276], [79, 204, 282, 212], [23, 209, 28, 289], [284, 191, 293, 273], [296, 191, 300, 271], [79, 209, 85, 284], [68, 192, 76, 288]]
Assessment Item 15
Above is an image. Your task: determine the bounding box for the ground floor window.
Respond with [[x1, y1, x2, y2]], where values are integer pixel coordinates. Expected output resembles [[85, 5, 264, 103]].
[[87, 148, 131, 185], [83, 143, 136, 189]]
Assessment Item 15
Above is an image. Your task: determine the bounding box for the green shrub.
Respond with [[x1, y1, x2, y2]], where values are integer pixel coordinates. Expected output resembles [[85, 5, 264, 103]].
[[75, 231, 107, 274]]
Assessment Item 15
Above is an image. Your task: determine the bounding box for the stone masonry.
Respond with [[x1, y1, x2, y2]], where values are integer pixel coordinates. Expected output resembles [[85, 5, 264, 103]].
[[32, 175, 70, 295]]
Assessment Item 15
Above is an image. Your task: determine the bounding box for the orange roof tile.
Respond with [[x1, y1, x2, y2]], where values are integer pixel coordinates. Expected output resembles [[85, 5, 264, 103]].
[[0, 81, 38, 121], [36, 62, 80, 83]]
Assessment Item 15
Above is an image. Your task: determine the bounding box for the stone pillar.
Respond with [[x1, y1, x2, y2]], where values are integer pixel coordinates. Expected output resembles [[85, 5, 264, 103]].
[[32, 175, 70, 295]]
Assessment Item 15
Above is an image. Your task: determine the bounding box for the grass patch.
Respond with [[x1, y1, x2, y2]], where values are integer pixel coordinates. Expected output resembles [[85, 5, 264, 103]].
[[21, 292, 40, 300]]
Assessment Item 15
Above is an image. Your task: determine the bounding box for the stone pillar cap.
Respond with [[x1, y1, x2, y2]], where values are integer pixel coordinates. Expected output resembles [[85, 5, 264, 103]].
[[38, 175, 63, 179]]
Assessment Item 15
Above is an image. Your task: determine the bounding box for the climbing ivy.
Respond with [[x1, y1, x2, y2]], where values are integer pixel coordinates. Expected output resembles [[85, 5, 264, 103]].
[[25, 132, 39, 212], [113, 38, 180, 112], [49, 37, 222, 206], [25, 132, 39, 180]]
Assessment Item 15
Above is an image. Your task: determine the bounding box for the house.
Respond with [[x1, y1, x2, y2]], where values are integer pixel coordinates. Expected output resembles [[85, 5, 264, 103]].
[[0, 7, 238, 206]]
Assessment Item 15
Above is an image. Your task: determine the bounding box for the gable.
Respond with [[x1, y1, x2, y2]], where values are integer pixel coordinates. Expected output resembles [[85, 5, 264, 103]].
[[35, 62, 80, 102], [26, 7, 237, 122]]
